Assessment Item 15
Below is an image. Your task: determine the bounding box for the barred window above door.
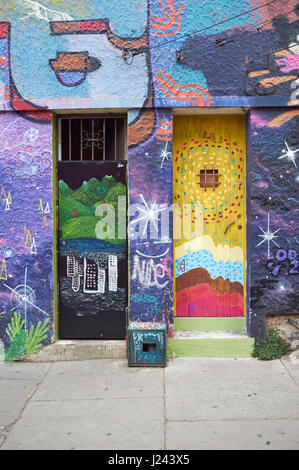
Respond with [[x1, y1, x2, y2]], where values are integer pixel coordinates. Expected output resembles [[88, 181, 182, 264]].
[[58, 116, 127, 161]]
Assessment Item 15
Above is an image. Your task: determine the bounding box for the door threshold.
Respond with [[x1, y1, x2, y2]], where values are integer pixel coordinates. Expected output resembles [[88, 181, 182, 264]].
[[23, 339, 126, 362]]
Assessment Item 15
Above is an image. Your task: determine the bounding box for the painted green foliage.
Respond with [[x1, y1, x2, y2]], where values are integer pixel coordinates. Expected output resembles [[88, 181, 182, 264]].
[[59, 177, 126, 242], [4, 312, 50, 362]]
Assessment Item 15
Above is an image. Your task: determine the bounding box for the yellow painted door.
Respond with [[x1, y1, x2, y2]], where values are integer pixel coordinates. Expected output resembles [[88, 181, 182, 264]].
[[173, 115, 246, 317]]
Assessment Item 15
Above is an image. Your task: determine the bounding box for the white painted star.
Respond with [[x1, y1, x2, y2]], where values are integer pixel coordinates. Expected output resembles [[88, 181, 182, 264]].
[[160, 142, 171, 168], [131, 194, 167, 236], [256, 212, 280, 259], [278, 140, 299, 168]]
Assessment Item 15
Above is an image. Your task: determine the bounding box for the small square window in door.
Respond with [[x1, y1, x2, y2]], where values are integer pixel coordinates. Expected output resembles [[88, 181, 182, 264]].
[[198, 169, 221, 191]]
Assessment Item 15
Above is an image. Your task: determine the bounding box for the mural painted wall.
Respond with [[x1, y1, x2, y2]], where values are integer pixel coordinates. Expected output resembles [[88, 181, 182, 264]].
[[128, 108, 174, 336], [0, 0, 298, 118], [248, 109, 299, 339], [0, 112, 53, 361], [0, 0, 298, 355]]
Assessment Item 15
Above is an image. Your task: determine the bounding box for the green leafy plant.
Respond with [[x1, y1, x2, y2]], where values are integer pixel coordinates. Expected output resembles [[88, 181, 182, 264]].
[[4, 312, 50, 361], [5, 330, 26, 362], [5, 312, 26, 362], [6, 311, 25, 342], [25, 317, 50, 356], [252, 328, 291, 361]]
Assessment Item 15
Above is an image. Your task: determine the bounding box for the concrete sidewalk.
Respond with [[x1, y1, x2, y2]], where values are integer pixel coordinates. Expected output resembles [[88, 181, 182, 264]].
[[0, 357, 299, 450]]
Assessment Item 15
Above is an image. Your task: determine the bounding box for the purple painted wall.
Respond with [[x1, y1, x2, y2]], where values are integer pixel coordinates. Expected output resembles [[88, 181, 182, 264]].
[[0, 112, 53, 360], [128, 108, 174, 336], [248, 109, 299, 339]]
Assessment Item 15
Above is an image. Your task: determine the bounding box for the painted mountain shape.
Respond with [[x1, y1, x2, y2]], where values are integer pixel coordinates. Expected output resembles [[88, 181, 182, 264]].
[[176, 266, 243, 295], [101, 175, 117, 190], [175, 267, 244, 317], [72, 176, 117, 206], [58, 194, 94, 228], [58, 176, 126, 243], [93, 182, 126, 212], [59, 180, 73, 196]]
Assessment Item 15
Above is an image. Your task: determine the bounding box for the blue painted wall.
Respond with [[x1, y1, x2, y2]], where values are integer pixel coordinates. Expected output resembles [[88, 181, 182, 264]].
[[0, 0, 298, 113]]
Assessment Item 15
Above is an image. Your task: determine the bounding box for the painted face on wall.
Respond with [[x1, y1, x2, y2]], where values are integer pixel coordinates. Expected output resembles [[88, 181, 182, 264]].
[[1, 1, 150, 112], [46, 19, 150, 109]]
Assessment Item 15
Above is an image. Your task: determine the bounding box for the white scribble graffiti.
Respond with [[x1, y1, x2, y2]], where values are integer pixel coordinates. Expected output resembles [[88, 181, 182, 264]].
[[20, 0, 73, 22], [132, 254, 169, 289], [4, 267, 48, 332]]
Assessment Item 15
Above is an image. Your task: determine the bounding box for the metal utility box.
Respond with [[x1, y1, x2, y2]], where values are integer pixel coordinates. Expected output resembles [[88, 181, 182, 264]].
[[127, 322, 167, 367]]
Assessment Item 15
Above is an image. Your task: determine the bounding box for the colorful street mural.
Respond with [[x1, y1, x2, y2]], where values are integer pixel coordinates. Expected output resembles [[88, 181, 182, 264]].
[[128, 108, 174, 336], [0, 112, 53, 361], [173, 115, 246, 317], [248, 109, 299, 337], [0, 0, 298, 356], [0, 0, 298, 116]]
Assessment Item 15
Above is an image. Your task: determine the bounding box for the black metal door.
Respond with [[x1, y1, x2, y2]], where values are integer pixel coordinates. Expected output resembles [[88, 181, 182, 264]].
[[58, 161, 127, 339]]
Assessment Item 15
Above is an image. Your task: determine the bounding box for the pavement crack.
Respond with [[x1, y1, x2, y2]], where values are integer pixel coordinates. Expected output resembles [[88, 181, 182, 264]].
[[31, 395, 164, 402], [0, 363, 53, 449], [280, 358, 299, 390]]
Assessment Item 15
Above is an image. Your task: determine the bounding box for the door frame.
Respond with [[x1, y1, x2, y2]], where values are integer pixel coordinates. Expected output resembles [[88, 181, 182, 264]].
[[53, 111, 129, 340], [172, 111, 248, 325]]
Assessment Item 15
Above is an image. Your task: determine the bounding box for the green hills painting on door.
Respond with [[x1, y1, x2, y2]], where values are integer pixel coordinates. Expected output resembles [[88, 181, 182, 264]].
[[59, 176, 126, 243]]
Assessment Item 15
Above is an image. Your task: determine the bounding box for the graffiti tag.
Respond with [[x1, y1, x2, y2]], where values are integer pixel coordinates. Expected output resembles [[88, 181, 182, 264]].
[[267, 248, 298, 276], [132, 254, 169, 289]]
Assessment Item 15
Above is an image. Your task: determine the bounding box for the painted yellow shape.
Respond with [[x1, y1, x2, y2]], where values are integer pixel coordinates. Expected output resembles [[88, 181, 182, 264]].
[[175, 234, 244, 263], [173, 115, 246, 316], [6, 192, 12, 204], [0, 259, 7, 280], [38, 198, 44, 213], [25, 229, 32, 249]]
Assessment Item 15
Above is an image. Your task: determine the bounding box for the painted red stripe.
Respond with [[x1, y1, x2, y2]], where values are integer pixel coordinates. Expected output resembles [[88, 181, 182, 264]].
[[176, 284, 243, 306], [21, 111, 52, 122], [0, 23, 9, 38], [79, 20, 107, 32], [176, 296, 244, 317], [11, 86, 51, 121]]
